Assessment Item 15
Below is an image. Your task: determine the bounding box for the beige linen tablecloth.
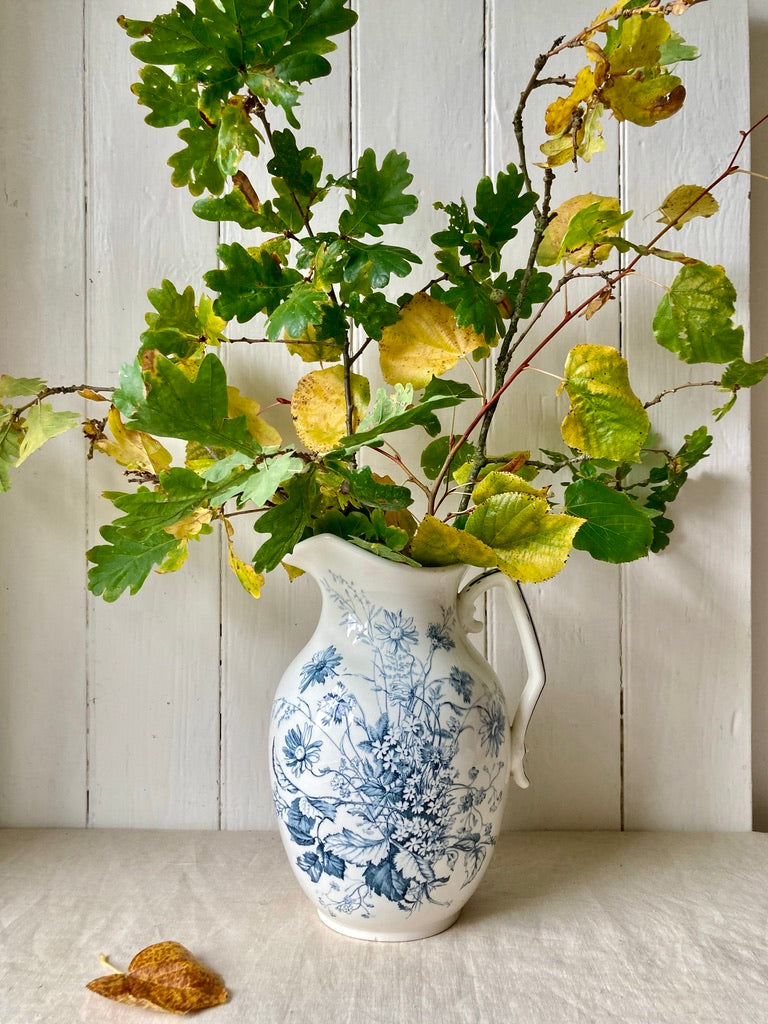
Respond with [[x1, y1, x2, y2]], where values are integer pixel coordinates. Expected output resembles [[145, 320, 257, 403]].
[[1, 829, 766, 1023]]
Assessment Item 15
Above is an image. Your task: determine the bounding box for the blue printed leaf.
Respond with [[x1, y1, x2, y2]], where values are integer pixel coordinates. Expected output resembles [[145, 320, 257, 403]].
[[364, 854, 409, 902], [324, 828, 390, 867]]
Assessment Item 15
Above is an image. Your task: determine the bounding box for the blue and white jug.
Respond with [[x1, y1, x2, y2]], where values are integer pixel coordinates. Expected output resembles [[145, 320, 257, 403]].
[[269, 534, 545, 941]]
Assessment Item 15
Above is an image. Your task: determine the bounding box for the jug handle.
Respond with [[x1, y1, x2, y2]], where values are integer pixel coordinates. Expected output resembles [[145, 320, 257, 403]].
[[457, 569, 546, 790]]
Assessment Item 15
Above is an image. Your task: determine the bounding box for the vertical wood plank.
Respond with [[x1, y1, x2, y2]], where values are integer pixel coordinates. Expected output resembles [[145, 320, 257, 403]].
[[623, 2, 752, 829], [219, 42, 353, 829], [0, 1, 88, 826], [751, 0, 768, 832], [489, 0, 623, 828], [85, 1, 222, 828]]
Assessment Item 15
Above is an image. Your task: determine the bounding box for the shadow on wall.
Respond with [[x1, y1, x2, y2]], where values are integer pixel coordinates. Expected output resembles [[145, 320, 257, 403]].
[[750, 10, 768, 832]]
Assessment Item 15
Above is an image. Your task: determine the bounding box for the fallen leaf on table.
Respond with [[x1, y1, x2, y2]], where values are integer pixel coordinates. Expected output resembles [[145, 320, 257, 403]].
[[86, 941, 228, 1014]]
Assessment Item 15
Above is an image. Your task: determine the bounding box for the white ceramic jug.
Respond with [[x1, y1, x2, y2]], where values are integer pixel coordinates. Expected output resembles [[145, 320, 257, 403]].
[[269, 534, 545, 941]]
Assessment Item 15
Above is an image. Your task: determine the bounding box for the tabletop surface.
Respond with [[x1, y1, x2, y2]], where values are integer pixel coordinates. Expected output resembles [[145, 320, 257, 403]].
[[1, 829, 766, 1024]]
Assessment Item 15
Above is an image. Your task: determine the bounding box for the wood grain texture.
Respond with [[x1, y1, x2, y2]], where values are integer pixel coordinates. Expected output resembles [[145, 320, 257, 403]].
[[0, 1, 88, 825], [621, 2, 752, 829], [85, 1, 221, 828], [0, 0, 755, 831]]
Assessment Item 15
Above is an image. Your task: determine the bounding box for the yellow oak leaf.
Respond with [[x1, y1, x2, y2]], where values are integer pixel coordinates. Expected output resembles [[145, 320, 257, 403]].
[[95, 407, 172, 475], [164, 508, 213, 540], [227, 386, 281, 448], [545, 66, 596, 136], [378, 293, 486, 388], [291, 365, 370, 453]]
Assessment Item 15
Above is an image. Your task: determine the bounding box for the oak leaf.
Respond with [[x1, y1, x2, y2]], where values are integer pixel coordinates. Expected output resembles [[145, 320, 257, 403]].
[[86, 941, 227, 1015]]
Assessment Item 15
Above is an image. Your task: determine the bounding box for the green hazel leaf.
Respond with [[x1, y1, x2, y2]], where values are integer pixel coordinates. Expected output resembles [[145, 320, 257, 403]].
[[560, 344, 650, 463], [720, 354, 768, 391], [410, 514, 497, 569], [192, 188, 263, 229], [473, 163, 537, 250], [169, 122, 226, 197], [334, 377, 478, 454], [339, 148, 418, 239], [0, 375, 46, 398], [328, 463, 413, 511], [128, 352, 261, 457], [465, 492, 584, 583], [0, 412, 23, 491], [205, 242, 303, 323], [217, 96, 261, 175], [653, 262, 744, 364], [346, 293, 400, 341], [266, 283, 330, 342], [558, 203, 632, 265], [253, 468, 315, 572], [236, 452, 305, 507], [131, 65, 199, 127], [88, 525, 180, 602], [16, 403, 80, 465], [420, 436, 477, 482], [564, 479, 653, 563]]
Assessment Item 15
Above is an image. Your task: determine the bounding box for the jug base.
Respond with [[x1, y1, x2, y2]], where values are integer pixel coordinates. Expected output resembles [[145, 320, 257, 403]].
[[317, 908, 461, 942]]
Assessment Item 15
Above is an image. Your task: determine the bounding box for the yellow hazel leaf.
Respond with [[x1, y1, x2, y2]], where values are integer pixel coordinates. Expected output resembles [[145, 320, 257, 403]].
[[411, 514, 497, 569], [291, 365, 370, 453], [657, 185, 719, 230], [379, 293, 486, 389], [86, 941, 228, 1015], [227, 386, 281, 448]]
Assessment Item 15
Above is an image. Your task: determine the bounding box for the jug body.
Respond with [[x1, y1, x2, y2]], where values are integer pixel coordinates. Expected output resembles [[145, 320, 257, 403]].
[[269, 535, 520, 941]]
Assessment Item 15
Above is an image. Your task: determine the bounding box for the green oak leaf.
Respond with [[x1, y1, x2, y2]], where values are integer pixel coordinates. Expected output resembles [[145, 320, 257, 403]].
[[169, 121, 226, 196], [205, 242, 303, 322], [564, 479, 653, 563], [217, 96, 261, 175], [492, 268, 552, 320], [346, 293, 400, 341], [328, 463, 413, 511], [16, 404, 80, 465], [131, 65, 199, 127], [112, 360, 146, 417], [355, 383, 413, 434], [431, 198, 474, 258], [140, 279, 205, 357], [0, 411, 23, 491], [128, 352, 261, 457], [653, 262, 744, 364], [192, 188, 263, 229], [433, 250, 502, 342], [339, 149, 418, 239], [465, 492, 584, 583], [0, 375, 46, 398], [473, 163, 537, 252], [558, 202, 632, 265], [720, 354, 768, 391], [235, 452, 305, 508], [253, 468, 316, 572], [342, 240, 421, 290], [266, 129, 323, 198], [246, 71, 301, 126], [88, 526, 180, 602], [266, 282, 330, 341], [560, 344, 650, 462], [644, 426, 712, 552]]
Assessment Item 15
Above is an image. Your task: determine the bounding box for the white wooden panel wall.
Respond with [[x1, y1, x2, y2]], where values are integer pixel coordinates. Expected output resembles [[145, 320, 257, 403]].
[[0, 0, 754, 830]]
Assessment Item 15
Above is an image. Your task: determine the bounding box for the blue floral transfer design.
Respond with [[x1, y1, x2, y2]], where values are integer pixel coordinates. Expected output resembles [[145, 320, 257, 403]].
[[271, 572, 508, 920]]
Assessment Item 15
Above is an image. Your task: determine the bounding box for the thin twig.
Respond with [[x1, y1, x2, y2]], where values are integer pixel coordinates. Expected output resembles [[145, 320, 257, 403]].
[[644, 380, 720, 408]]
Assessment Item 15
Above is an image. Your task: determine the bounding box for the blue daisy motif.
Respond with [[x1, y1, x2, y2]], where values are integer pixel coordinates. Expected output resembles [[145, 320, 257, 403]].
[[375, 610, 419, 655], [478, 700, 507, 758], [299, 645, 343, 692], [318, 685, 356, 726], [427, 621, 454, 651], [448, 667, 474, 703], [283, 725, 323, 775]]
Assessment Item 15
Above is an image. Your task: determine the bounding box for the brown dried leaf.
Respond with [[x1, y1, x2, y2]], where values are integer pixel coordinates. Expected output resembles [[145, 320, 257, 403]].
[[583, 288, 613, 320], [87, 942, 228, 1015]]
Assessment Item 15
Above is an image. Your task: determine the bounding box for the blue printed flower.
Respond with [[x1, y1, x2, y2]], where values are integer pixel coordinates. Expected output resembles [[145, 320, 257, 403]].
[[448, 667, 474, 702], [427, 621, 455, 651], [299, 645, 343, 692], [283, 725, 322, 775], [478, 700, 506, 758], [318, 685, 356, 726], [375, 610, 418, 655]]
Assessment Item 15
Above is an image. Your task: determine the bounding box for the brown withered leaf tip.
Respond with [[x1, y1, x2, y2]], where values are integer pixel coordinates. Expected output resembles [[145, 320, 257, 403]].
[[87, 941, 228, 1015]]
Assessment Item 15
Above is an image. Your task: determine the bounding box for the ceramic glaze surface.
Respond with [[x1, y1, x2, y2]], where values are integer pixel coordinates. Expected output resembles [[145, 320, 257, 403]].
[[269, 535, 541, 941]]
